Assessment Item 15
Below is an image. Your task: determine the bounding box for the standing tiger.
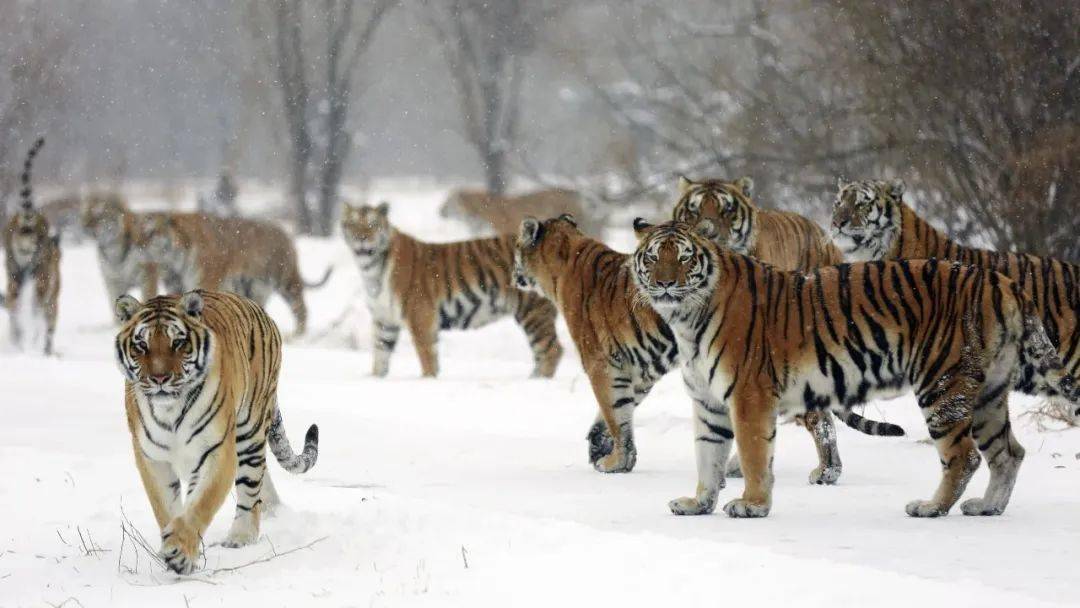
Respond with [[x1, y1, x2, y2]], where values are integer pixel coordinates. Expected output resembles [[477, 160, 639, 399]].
[[341, 202, 563, 378], [671, 175, 878, 485], [140, 213, 332, 336], [114, 289, 319, 574], [81, 193, 160, 315], [3, 137, 60, 355], [513, 214, 678, 472], [831, 178, 1080, 408], [513, 215, 901, 475], [631, 219, 1079, 518]]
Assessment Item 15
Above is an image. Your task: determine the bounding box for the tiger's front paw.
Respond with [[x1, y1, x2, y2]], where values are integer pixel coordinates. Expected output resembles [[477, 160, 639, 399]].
[[160, 518, 201, 575], [809, 464, 842, 485], [959, 498, 1004, 517], [593, 446, 636, 473], [669, 496, 716, 516], [723, 498, 770, 518], [904, 500, 948, 518]]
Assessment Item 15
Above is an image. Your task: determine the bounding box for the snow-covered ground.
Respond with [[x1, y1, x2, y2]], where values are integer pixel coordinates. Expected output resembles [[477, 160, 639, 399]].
[[2, 185, 1079, 607]]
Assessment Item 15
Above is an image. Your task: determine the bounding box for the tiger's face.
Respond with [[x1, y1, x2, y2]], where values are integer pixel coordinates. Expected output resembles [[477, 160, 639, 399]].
[[631, 219, 716, 313], [671, 176, 755, 253], [81, 196, 126, 243], [114, 292, 212, 402], [830, 178, 905, 262], [5, 206, 51, 267], [341, 202, 391, 257], [513, 214, 579, 294]]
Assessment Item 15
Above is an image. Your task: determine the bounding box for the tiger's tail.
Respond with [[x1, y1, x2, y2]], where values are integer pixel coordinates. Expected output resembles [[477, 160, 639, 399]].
[[19, 136, 45, 211], [836, 410, 905, 436], [267, 407, 319, 474]]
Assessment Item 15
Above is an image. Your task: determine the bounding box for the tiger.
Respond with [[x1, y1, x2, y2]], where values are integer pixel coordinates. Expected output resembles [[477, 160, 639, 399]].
[[140, 213, 332, 336], [440, 187, 602, 237], [81, 193, 161, 316], [513, 214, 678, 472], [513, 214, 903, 475], [341, 202, 563, 378], [672, 176, 843, 269], [3, 137, 60, 355], [630, 219, 1079, 519], [114, 289, 319, 574], [831, 178, 1080, 411], [671, 175, 886, 485]]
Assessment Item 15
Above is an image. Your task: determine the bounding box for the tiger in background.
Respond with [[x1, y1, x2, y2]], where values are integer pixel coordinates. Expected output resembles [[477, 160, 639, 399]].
[[140, 213, 332, 336], [631, 219, 1079, 518], [671, 175, 887, 485], [513, 214, 677, 472], [341, 202, 562, 378], [440, 187, 602, 238], [81, 193, 161, 315], [2, 137, 61, 355], [831, 178, 1080, 417], [113, 289, 319, 574]]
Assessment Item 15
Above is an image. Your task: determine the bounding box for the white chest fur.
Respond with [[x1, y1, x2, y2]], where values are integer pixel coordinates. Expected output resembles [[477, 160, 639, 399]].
[[134, 373, 223, 478]]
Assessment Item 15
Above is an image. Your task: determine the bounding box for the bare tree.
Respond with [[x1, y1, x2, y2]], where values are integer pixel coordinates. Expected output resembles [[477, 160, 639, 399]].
[[424, 0, 558, 196], [567, 0, 879, 213], [249, 0, 395, 235], [832, 0, 1080, 259]]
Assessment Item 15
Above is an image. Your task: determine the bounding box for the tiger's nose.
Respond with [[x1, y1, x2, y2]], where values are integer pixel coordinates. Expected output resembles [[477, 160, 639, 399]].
[[149, 374, 169, 384], [656, 280, 676, 289]]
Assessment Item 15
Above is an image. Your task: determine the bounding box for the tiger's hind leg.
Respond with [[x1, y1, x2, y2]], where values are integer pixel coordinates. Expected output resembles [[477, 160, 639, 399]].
[[279, 279, 308, 337], [906, 376, 982, 518], [669, 395, 734, 516], [515, 297, 562, 378], [961, 367, 1025, 516], [803, 411, 842, 485], [223, 401, 270, 548]]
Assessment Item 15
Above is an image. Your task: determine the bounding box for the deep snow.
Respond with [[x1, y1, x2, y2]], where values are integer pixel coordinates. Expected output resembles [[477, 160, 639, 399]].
[[1, 185, 1078, 607]]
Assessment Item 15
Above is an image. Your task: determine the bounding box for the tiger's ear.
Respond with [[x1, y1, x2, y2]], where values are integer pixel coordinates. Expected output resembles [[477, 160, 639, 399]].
[[836, 176, 848, 191], [558, 213, 577, 228], [375, 201, 390, 217], [115, 295, 142, 323], [888, 179, 905, 199], [633, 217, 653, 239], [735, 176, 754, 197], [677, 175, 693, 194], [519, 217, 542, 247], [179, 291, 204, 318]]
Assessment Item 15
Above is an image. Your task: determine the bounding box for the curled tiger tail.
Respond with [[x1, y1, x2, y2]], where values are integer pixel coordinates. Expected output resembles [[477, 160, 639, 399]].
[[835, 410, 905, 437], [19, 136, 45, 211], [267, 407, 320, 474]]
